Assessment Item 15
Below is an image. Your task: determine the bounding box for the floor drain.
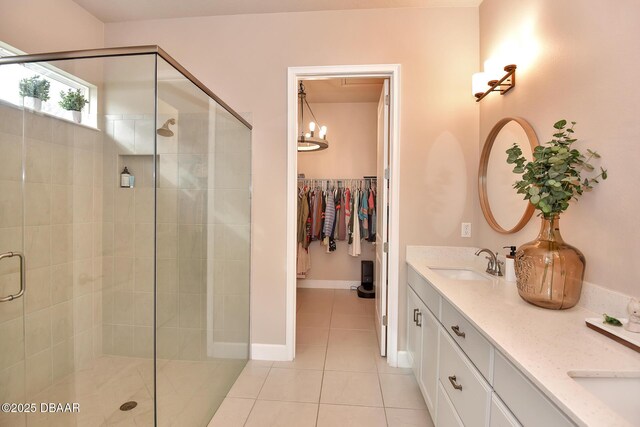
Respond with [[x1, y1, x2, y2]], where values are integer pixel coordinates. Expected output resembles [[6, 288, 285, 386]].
[[119, 401, 138, 411]]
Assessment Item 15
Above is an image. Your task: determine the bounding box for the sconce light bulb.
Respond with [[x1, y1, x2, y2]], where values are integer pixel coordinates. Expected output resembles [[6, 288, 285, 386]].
[[309, 121, 316, 132], [483, 58, 503, 83], [305, 132, 311, 138], [472, 72, 487, 97]]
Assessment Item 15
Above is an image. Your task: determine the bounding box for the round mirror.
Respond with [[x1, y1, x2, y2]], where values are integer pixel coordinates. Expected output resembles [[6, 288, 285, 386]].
[[479, 117, 539, 234]]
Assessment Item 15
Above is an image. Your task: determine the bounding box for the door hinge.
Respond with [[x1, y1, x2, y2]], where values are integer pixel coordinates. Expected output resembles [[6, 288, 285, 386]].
[[384, 94, 389, 106], [383, 242, 388, 253], [382, 315, 387, 326], [384, 168, 389, 180]]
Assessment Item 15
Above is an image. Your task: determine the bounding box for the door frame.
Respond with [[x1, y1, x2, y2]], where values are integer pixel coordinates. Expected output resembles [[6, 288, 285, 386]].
[[286, 64, 402, 366]]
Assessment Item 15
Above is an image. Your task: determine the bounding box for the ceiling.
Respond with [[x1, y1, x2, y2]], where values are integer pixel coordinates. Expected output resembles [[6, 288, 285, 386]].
[[304, 78, 385, 104], [72, 0, 481, 23]]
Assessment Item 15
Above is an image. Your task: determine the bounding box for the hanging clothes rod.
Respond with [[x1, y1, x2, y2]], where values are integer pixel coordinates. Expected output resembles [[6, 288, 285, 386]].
[[297, 177, 377, 182], [297, 178, 377, 191]]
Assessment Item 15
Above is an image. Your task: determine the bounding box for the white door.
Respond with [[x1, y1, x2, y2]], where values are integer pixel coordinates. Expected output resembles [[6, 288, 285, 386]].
[[375, 79, 390, 356]]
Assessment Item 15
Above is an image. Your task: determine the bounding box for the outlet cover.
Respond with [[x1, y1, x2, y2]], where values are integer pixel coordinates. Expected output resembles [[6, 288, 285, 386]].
[[461, 223, 471, 238]]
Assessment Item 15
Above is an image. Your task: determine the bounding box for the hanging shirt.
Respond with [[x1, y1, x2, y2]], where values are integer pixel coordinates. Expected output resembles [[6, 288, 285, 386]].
[[323, 189, 335, 243], [297, 188, 309, 244], [359, 189, 369, 239], [345, 188, 352, 244], [315, 190, 324, 240], [349, 189, 361, 257], [304, 190, 313, 249], [310, 190, 318, 240], [338, 188, 347, 241]]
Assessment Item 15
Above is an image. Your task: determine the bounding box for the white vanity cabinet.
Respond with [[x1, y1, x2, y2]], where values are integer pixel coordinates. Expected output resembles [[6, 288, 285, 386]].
[[406, 265, 576, 427], [493, 352, 574, 427], [419, 306, 439, 415], [406, 286, 439, 416], [407, 286, 423, 379]]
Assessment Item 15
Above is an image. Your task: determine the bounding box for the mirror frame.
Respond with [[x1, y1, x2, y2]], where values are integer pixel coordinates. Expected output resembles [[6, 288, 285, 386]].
[[479, 117, 539, 234]]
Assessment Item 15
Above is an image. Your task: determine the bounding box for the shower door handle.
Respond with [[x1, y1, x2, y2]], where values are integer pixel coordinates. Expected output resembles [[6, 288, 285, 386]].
[[0, 252, 26, 302]]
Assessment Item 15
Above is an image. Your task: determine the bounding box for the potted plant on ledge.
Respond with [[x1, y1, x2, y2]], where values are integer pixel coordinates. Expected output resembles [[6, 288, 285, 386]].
[[506, 120, 607, 310], [59, 89, 88, 123], [19, 75, 50, 111]]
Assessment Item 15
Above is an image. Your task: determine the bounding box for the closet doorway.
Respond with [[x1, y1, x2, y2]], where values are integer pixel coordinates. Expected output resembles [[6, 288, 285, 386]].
[[287, 65, 401, 367]]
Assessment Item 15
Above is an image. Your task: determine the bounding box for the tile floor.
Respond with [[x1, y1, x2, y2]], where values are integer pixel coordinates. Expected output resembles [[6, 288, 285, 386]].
[[1, 355, 245, 426], [209, 288, 434, 427]]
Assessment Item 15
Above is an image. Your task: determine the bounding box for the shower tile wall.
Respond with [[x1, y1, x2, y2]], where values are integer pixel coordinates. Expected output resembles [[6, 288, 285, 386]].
[[102, 112, 211, 360], [102, 114, 157, 358], [0, 102, 103, 401]]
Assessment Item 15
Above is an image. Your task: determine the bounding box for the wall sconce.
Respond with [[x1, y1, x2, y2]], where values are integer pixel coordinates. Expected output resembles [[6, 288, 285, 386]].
[[472, 63, 517, 102]]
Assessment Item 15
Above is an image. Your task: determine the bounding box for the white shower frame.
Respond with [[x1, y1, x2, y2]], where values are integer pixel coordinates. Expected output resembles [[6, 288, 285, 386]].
[[285, 64, 402, 367]]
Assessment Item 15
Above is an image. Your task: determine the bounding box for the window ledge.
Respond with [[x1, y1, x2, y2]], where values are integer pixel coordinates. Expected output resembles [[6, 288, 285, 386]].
[[0, 98, 101, 132]]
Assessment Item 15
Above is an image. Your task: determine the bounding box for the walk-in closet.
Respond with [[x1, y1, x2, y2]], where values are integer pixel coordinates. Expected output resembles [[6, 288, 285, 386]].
[[294, 76, 391, 360]]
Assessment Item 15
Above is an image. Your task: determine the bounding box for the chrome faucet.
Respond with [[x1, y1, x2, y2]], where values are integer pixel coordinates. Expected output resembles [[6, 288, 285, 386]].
[[475, 248, 504, 276]]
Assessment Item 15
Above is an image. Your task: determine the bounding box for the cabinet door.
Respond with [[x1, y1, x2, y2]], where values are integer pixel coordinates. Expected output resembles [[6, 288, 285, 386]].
[[419, 305, 439, 417], [407, 286, 422, 377], [490, 393, 521, 427]]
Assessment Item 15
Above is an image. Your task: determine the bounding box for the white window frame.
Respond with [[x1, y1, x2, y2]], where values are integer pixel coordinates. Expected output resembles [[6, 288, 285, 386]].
[[0, 40, 98, 127]]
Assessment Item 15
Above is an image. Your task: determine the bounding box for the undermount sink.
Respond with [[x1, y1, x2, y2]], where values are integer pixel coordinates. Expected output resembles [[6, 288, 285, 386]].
[[431, 268, 489, 281], [568, 372, 640, 424]]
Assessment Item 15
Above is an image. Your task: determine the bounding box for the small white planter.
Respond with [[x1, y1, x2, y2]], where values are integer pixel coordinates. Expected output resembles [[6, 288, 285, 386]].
[[71, 110, 82, 124], [23, 96, 42, 111]]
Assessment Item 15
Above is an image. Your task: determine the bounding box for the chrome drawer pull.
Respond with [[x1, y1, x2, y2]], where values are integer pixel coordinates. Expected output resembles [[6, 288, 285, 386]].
[[448, 375, 463, 391], [451, 325, 466, 338], [416, 311, 422, 327], [413, 308, 419, 323]]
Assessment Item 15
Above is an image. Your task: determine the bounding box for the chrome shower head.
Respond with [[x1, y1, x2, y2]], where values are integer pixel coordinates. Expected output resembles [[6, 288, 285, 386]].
[[157, 118, 176, 137]]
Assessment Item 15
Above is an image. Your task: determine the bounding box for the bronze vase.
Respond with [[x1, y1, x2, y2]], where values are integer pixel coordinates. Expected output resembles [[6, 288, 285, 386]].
[[515, 216, 585, 309]]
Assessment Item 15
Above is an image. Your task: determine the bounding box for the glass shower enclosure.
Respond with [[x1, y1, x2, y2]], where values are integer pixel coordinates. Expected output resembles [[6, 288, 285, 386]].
[[0, 46, 251, 426]]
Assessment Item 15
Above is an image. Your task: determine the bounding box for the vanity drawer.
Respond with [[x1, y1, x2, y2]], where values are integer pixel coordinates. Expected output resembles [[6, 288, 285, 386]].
[[493, 351, 575, 427], [437, 380, 464, 427], [490, 393, 521, 427], [408, 267, 440, 316], [438, 327, 491, 427], [441, 298, 492, 381]]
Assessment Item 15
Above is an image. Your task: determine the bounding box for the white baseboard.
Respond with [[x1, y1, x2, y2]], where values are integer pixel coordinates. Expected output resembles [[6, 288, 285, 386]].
[[296, 279, 358, 290], [397, 350, 412, 369], [251, 343, 290, 361]]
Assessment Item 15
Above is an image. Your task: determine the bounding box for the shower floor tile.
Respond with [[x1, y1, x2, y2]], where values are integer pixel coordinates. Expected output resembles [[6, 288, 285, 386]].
[[22, 354, 241, 426]]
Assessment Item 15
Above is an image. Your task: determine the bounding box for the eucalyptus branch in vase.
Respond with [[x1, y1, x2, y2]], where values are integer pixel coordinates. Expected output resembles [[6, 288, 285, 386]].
[[506, 120, 607, 218]]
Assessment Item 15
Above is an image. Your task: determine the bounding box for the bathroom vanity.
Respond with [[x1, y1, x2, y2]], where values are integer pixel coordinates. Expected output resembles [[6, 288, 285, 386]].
[[405, 246, 639, 427]]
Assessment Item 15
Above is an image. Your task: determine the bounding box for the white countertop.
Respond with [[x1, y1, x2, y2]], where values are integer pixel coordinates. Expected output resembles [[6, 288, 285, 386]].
[[406, 246, 640, 427]]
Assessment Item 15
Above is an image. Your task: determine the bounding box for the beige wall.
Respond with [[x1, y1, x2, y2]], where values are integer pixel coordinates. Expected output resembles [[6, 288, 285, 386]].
[[298, 102, 377, 282], [0, 0, 104, 85], [0, 0, 103, 54], [105, 7, 480, 347], [478, 0, 640, 297]]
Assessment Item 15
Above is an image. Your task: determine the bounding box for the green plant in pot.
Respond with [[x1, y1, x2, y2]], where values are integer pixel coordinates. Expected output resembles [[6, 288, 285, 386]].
[[506, 120, 607, 309], [19, 75, 50, 111], [59, 89, 88, 123]]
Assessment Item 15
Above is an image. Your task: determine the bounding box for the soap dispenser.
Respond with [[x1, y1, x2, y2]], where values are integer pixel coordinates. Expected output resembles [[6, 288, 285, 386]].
[[120, 166, 131, 188], [503, 246, 517, 282]]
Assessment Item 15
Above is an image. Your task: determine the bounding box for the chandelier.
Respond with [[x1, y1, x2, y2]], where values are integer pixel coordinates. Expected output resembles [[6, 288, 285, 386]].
[[297, 81, 329, 152]]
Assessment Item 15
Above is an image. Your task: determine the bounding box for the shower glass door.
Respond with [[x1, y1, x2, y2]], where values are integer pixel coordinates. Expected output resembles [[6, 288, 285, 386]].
[[0, 101, 26, 427], [154, 56, 251, 426]]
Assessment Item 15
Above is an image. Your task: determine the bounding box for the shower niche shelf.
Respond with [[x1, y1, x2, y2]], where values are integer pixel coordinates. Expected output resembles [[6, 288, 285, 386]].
[[117, 153, 157, 188]]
